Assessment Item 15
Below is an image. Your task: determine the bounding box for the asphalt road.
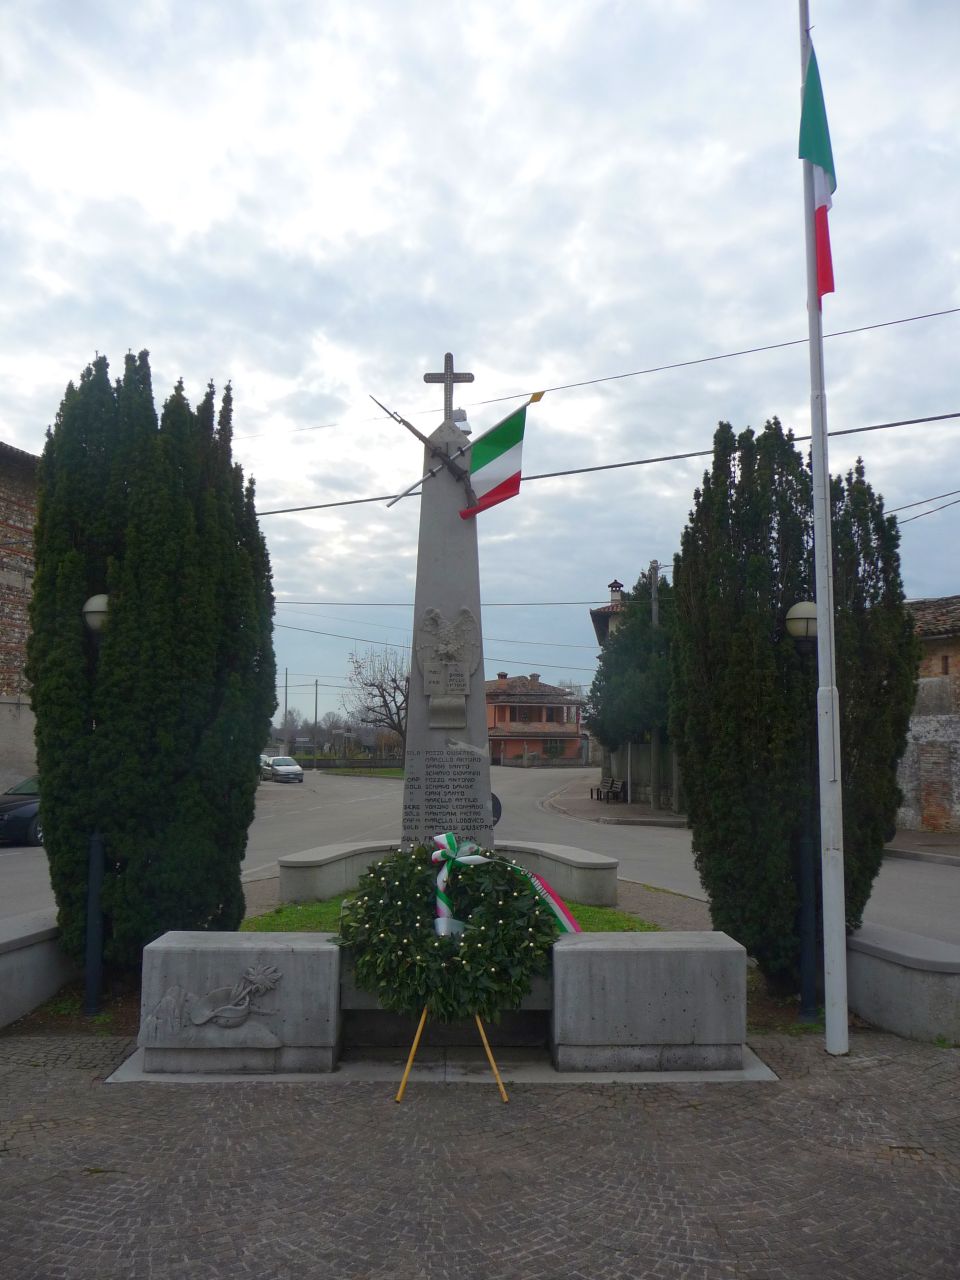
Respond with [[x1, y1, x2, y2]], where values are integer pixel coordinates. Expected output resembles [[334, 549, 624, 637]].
[[3, 766, 959, 945], [0, 844, 53, 919], [242, 772, 403, 878]]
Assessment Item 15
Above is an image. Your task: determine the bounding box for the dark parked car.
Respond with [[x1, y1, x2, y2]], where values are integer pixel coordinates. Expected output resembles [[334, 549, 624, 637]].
[[0, 776, 42, 846]]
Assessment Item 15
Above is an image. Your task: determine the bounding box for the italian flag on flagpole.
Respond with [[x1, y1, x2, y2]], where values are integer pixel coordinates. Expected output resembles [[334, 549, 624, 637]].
[[798, 45, 836, 301], [459, 391, 544, 519]]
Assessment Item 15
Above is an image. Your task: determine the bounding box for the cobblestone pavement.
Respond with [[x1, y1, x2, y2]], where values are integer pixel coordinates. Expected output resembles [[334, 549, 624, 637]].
[[0, 1030, 957, 1278]]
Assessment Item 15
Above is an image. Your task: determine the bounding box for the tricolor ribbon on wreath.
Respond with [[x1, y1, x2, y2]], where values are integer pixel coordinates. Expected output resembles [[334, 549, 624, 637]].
[[431, 832, 581, 937]]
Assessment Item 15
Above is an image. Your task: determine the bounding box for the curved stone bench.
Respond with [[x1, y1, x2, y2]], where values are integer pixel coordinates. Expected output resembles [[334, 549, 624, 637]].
[[278, 840, 618, 907], [847, 922, 960, 1044], [279, 842, 405, 904], [0, 911, 79, 1030]]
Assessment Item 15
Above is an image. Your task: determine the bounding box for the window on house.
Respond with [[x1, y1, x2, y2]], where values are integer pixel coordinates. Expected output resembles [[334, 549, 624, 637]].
[[545, 706, 556, 722], [943, 655, 950, 675]]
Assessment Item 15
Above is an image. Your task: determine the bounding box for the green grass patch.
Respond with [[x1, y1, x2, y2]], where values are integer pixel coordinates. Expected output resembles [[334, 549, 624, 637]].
[[242, 895, 656, 934], [569, 902, 658, 932], [46, 992, 84, 1017], [242, 897, 349, 933], [23, 983, 131, 1035]]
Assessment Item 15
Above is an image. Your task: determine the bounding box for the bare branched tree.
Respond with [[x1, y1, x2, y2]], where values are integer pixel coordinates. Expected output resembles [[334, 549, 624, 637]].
[[341, 648, 410, 749], [319, 710, 346, 732]]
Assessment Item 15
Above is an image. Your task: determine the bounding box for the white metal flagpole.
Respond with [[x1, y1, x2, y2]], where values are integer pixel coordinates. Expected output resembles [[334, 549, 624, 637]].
[[798, 0, 848, 1055]]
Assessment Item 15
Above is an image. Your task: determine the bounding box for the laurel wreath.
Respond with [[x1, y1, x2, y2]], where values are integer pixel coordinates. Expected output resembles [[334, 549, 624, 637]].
[[337, 845, 562, 1022]]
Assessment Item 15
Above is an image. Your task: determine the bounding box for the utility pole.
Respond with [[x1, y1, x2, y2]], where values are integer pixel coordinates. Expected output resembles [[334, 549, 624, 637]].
[[313, 679, 319, 770], [283, 668, 289, 751]]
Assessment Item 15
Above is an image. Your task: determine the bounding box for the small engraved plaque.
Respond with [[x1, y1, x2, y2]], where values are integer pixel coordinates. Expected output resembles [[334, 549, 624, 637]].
[[446, 665, 468, 693], [415, 608, 481, 730]]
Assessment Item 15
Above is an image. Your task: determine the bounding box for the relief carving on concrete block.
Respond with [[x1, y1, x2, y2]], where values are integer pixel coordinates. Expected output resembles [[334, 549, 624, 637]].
[[139, 961, 283, 1049], [415, 607, 481, 729]]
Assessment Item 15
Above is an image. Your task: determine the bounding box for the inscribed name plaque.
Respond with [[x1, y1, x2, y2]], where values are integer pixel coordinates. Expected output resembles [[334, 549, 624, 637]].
[[402, 744, 491, 845]]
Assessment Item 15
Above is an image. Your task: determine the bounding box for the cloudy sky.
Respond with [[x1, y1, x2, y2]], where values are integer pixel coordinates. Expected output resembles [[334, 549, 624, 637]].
[[3, 1, 958, 721]]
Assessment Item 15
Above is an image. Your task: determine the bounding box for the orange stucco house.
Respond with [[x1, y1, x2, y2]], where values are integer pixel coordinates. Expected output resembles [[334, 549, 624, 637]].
[[486, 672, 584, 765]]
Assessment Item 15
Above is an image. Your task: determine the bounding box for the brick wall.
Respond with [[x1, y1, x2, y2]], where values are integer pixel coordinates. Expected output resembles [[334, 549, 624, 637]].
[[917, 636, 960, 714], [0, 444, 38, 785], [896, 620, 960, 833], [897, 716, 960, 834]]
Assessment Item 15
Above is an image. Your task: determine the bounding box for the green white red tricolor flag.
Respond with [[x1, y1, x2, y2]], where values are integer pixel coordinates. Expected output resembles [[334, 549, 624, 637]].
[[459, 391, 543, 519], [798, 45, 836, 302]]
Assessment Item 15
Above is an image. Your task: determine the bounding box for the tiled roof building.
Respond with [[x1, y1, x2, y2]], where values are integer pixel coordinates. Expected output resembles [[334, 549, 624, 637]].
[[485, 672, 583, 766], [589, 579, 626, 646], [905, 596, 960, 714]]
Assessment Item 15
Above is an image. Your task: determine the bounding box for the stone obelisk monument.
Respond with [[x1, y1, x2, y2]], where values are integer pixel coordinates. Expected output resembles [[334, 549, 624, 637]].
[[400, 353, 495, 848]]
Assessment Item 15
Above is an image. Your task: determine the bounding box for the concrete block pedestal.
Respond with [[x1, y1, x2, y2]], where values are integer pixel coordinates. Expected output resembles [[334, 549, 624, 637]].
[[139, 932, 341, 1073], [551, 932, 746, 1072], [136, 930, 748, 1076]]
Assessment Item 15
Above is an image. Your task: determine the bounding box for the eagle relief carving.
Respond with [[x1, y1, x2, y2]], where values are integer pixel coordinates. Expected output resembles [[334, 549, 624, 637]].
[[415, 607, 481, 728]]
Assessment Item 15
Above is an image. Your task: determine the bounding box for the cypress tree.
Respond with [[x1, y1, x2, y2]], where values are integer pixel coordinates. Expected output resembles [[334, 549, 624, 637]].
[[831, 459, 918, 919], [671, 419, 917, 987], [585, 570, 673, 752], [27, 353, 276, 970]]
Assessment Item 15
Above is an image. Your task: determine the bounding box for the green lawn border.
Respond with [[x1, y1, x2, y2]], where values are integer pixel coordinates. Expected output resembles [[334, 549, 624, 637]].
[[242, 894, 657, 935]]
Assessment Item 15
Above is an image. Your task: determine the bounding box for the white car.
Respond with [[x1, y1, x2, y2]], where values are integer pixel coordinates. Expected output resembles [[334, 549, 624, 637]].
[[263, 756, 304, 783]]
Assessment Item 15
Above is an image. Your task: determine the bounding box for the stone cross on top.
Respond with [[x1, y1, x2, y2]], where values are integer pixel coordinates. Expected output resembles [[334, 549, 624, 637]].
[[423, 352, 474, 423]]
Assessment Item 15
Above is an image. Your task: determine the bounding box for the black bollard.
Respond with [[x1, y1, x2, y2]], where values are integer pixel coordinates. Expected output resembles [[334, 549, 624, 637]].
[[83, 830, 105, 1015], [797, 822, 818, 1022]]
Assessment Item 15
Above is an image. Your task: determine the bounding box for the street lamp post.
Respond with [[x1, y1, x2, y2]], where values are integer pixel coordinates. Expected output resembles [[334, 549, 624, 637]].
[[81, 593, 108, 1015], [786, 601, 819, 1023]]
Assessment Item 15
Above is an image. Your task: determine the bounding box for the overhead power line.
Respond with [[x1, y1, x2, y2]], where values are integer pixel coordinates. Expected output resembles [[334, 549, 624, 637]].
[[275, 599, 607, 607], [274, 622, 596, 673], [275, 681, 352, 693], [899, 496, 960, 524], [524, 413, 960, 484], [274, 605, 597, 649], [470, 309, 960, 408], [238, 305, 960, 440], [260, 493, 397, 515], [888, 488, 960, 514], [256, 411, 960, 516]]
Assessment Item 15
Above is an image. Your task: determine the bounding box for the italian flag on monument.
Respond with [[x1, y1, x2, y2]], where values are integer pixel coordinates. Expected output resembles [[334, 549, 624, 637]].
[[459, 391, 544, 519], [798, 45, 836, 301]]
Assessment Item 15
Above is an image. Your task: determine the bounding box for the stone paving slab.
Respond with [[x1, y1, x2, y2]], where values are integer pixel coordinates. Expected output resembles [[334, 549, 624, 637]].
[[0, 1029, 957, 1278], [108, 1044, 777, 1087]]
